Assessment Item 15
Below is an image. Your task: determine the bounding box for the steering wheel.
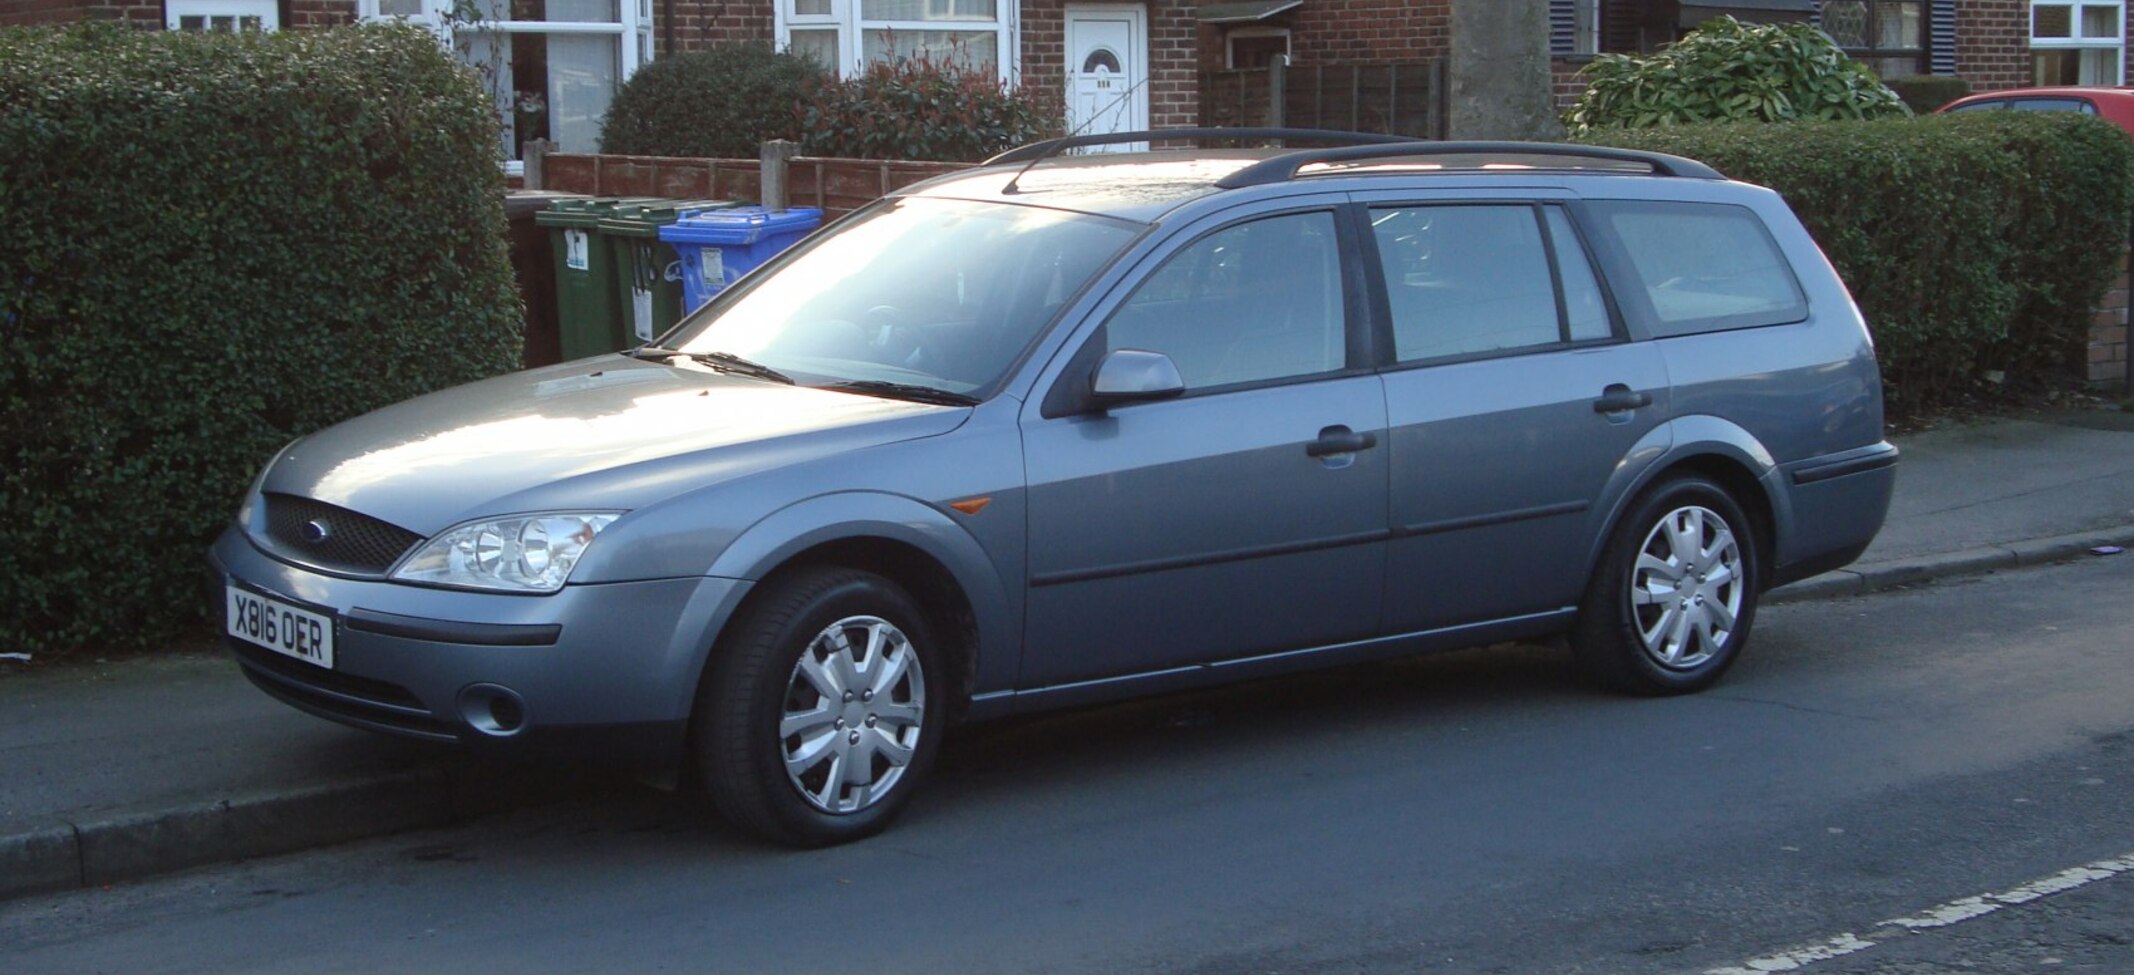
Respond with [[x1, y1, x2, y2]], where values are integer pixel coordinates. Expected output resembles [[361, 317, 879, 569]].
[[864, 305, 925, 368]]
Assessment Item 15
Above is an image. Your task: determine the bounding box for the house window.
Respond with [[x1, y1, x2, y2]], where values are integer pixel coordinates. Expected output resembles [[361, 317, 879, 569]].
[[358, 0, 653, 160], [776, 0, 1015, 81], [1226, 28, 1290, 69], [2031, 1, 2125, 84], [167, 0, 277, 31], [1820, 1, 1925, 78]]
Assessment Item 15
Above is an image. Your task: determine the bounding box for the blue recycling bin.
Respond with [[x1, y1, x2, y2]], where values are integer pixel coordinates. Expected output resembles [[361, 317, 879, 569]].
[[659, 206, 824, 312]]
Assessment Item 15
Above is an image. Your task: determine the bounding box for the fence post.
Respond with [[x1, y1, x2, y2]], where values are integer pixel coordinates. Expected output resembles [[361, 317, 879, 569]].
[[760, 139, 800, 211], [521, 138, 556, 190], [1267, 58, 1286, 129]]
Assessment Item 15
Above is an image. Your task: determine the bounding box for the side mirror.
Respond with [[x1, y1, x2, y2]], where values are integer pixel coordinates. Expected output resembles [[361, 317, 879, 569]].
[[1088, 348, 1185, 410]]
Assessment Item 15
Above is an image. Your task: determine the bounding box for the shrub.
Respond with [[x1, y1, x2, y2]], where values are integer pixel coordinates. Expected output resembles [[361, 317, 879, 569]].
[[0, 23, 522, 655], [599, 44, 822, 157], [1885, 74, 1972, 115], [1568, 17, 1909, 133], [1585, 112, 2134, 412], [799, 52, 1062, 161]]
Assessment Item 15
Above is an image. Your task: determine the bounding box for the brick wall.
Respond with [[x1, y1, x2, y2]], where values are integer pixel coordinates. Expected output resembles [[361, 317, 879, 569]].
[[2093, 256, 2130, 389], [288, 0, 357, 28], [0, 0, 95, 26], [1549, 56, 1584, 111], [1955, 0, 2030, 90], [1287, 0, 1449, 64], [661, 0, 775, 52]]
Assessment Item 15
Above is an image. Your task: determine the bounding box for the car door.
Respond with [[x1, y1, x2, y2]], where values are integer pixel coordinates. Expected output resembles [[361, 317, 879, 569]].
[[1357, 195, 1670, 633], [1017, 205, 1390, 689]]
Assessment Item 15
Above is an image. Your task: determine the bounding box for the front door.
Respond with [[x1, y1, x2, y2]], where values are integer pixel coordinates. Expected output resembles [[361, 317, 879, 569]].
[[1018, 206, 1389, 690], [1065, 5, 1148, 149]]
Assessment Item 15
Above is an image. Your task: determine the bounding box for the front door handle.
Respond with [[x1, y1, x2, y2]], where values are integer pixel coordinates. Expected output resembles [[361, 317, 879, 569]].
[[1592, 384, 1653, 414], [1307, 425, 1379, 457]]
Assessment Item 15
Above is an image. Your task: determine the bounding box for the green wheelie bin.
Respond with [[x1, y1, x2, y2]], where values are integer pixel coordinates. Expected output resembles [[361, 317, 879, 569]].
[[532, 196, 661, 359], [597, 199, 741, 347]]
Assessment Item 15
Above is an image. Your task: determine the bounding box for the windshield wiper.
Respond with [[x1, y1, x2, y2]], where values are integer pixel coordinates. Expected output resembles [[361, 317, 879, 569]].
[[629, 346, 795, 385], [819, 380, 981, 406], [689, 351, 795, 385]]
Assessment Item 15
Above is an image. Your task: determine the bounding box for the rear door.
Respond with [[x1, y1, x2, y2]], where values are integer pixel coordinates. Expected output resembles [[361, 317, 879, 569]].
[[1357, 193, 1670, 631]]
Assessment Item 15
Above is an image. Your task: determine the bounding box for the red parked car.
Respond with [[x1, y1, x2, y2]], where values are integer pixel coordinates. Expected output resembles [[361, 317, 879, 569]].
[[1936, 85, 2134, 135]]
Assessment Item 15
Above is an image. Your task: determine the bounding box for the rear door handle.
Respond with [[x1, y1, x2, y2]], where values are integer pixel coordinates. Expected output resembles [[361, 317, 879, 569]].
[[1306, 425, 1379, 457], [1592, 384, 1653, 414]]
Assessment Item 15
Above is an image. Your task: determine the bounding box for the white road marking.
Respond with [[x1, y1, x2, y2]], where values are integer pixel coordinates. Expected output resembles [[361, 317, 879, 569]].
[[1705, 933, 1876, 974], [1703, 851, 2134, 975]]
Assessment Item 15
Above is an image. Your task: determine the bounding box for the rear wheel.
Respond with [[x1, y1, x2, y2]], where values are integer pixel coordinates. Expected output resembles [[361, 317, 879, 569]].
[[1572, 475, 1760, 695], [695, 567, 943, 846]]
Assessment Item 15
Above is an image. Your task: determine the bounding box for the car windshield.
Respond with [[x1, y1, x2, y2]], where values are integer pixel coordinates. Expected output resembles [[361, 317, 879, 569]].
[[667, 197, 1142, 398]]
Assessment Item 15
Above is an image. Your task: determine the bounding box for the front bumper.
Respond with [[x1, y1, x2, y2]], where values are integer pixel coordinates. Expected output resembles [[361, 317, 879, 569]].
[[209, 526, 751, 774]]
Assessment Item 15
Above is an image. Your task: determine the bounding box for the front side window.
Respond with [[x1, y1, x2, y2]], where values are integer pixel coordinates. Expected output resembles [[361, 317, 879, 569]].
[[1587, 201, 1807, 338], [671, 198, 1139, 396], [778, 0, 1013, 79], [2031, 1, 2126, 85], [1104, 212, 1347, 389], [1370, 204, 1609, 362]]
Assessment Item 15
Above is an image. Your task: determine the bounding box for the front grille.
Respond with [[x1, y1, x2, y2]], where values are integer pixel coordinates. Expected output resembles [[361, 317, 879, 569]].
[[262, 493, 423, 576]]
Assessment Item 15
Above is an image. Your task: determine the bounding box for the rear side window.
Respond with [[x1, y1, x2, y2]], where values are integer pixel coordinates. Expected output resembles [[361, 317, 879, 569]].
[[1587, 201, 1807, 338], [2008, 98, 2097, 113], [1368, 203, 1614, 363]]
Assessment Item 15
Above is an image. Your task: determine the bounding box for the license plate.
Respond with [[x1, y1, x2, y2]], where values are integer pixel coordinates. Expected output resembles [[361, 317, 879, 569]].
[[226, 584, 335, 669]]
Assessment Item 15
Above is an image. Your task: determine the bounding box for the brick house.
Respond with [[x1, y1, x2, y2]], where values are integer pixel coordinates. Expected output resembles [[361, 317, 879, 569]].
[[7, 2, 2127, 155], [1549, 2, 2134, 107]]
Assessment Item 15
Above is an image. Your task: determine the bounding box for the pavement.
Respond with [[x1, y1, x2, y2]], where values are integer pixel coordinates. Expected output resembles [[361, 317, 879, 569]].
[[3, 409, 2132, 902]]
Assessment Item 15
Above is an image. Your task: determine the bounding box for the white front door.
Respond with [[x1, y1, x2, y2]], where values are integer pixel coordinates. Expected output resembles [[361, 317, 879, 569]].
[[167, 0, 278, 31], [1065, 5, 1147, 150]]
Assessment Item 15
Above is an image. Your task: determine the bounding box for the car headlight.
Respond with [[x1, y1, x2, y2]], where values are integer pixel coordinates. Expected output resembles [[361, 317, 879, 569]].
[[390, 513, 620, 593]]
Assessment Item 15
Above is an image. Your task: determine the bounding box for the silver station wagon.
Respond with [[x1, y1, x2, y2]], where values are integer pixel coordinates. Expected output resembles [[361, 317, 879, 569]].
[[212, 131, 1897, 846]]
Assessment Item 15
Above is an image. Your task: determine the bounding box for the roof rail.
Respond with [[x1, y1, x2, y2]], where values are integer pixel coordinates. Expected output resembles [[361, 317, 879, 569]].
[[1213, 141, 1727, 188], [986, 127, 1421, 195]]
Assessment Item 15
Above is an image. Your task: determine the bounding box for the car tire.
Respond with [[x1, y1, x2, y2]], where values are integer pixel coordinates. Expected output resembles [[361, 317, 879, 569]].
[[1572, 475, 1760, 696], [694, 567, 944, 846]]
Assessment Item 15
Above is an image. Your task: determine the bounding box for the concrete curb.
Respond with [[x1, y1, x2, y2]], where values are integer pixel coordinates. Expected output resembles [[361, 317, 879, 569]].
[[4, 523, 2131, 903], [1767, 525, 2134, 605]]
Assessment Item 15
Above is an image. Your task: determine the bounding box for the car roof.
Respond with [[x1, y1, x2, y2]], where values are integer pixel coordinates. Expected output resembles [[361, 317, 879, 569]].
[[894, 140, 1725, 223], [1941, 86, 2134, 106]]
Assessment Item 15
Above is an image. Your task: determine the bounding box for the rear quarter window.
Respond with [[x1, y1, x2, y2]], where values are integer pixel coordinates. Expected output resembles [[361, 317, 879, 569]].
[[1586, 200, 1808, 338]]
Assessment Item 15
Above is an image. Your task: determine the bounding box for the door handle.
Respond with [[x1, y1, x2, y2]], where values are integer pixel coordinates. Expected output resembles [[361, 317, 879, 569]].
[[1306, 426, 1379, 457], [1592, 384, 1653, 414]]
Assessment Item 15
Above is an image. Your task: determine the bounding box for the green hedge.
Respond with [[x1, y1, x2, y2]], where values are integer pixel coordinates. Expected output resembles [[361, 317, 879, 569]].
[[1586, 113, 2133, 412], [598, 44, 821, 158], [798, 53, 1063, 161], [0, 23, 523, 655]]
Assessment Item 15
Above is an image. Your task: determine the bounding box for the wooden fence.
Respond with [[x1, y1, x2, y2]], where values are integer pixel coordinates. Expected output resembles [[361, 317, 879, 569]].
[[1201, 60, 1446, 138], [531, 150, 968, 218]]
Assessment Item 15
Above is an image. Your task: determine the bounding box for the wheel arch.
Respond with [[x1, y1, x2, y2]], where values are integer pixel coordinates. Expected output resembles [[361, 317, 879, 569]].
[[697, 492, 1015, 722], [1583, 415, 1788, 589]]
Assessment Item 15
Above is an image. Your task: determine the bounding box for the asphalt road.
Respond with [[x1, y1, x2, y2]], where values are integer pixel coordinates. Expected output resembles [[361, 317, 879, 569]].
[[4, 556, 2131, 975]]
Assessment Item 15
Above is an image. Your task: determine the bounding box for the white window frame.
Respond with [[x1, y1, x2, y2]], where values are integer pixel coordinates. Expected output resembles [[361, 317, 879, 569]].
[[358, 0, 652, 168], [775, 0, 1018, 83], [2030, 1, 2126, 85], [168, 0, 279, 31], [1572, 0, 1599, 56]]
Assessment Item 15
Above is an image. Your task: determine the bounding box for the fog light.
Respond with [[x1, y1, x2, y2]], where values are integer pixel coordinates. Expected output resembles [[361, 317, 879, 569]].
[[456, 684, 528, 737]]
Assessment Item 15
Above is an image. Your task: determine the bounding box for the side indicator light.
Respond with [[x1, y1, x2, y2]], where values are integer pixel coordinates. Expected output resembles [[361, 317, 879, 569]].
[[949, 497, 992, 516]]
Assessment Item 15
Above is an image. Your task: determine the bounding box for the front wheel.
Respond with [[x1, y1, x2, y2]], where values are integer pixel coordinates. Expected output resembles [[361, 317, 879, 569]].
[[694, 567, 944, 846], [1572, 475, 1760, 695]]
